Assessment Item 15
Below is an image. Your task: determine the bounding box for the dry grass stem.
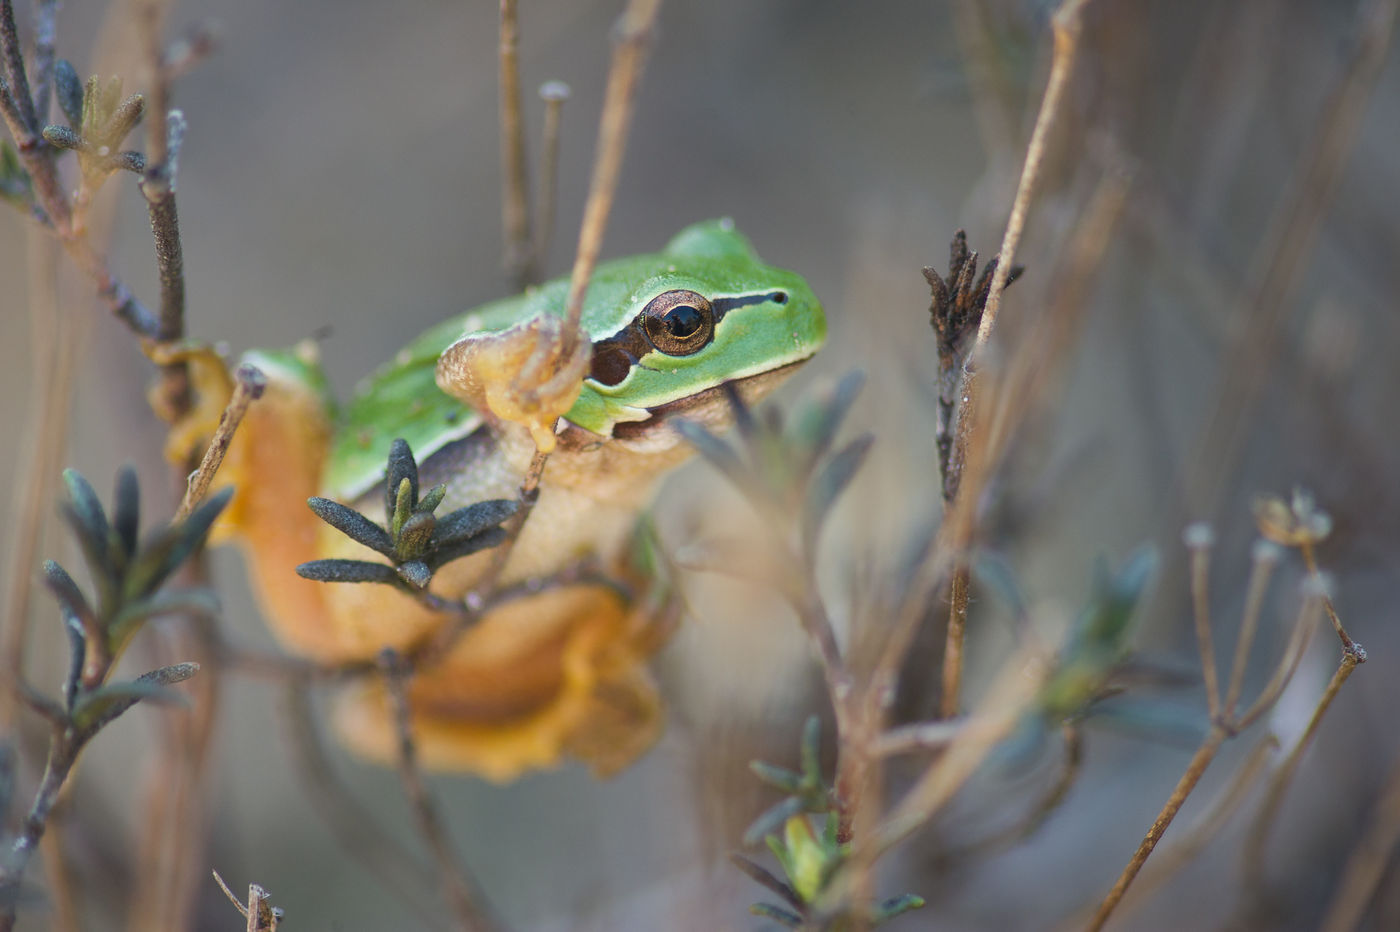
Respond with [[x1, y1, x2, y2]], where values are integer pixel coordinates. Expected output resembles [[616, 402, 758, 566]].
[[212, 871, 281, 932], [1186, 527, 1222, 718], [939, 567, 971, 717], [1086, 578, 1327, 930], [1233, 582, 1325, 732], [532, 81, 569, 275], [498, 0, 532, 286], [380, 652, 497, 932], [560, 0, 662, 333], [938, 0, 1095, 718], [1241, 648, 1362, 891], [175, 364, 266, 520], [1223, 542, 1281, 719], [872, 719, 965, 758], [1086, 728, 1229, 932], [1068, 734, 1278, 929]]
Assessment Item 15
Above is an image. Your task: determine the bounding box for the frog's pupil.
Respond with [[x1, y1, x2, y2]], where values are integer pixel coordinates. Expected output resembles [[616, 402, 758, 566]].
[[666, 305, 703, 338]]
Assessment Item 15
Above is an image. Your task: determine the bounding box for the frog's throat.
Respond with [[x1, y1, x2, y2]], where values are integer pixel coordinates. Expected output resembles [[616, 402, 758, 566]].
[[578, 359, 806, 449]]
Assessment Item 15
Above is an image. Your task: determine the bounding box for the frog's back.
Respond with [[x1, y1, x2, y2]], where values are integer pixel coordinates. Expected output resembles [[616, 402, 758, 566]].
[[323, 219, 778, 499]]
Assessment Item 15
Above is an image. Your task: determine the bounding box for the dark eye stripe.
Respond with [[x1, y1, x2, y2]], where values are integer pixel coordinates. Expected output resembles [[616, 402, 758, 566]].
[[586, 289, 789, 386], [710, 290, 788, 317]]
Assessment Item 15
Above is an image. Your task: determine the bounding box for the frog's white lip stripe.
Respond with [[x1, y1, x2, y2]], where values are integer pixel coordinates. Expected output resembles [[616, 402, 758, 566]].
[[607, 357, 810, 442]]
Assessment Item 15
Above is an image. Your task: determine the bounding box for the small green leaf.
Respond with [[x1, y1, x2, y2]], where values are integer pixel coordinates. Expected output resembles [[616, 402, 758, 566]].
[[112, 466, 141, 561], [40, 124, 81, 150], [675, 420, 749, 490], [307, 496, 394, 556], [872, 893, 926, 923], [749, 760, 804, 794], [61, 468, 114, 581], [433, 499, 516, 547], [80, 75, 99, 131], [801, 434, 872, 552], [800, 716, 822, 780], [781, 815, 825, 902], [124, 487, 232, 600], [107, 588, 221, 656], [792, 370, 865, 470], [385, 438, 419, 527], [41, 560, 95, 630], [729, 853, 802, 909], [71, 662, 199, 734], [391, 477, 413, 539], [296, 559, 398, 585], [748, 903, 803, 927], [426, 528, 508, 569], [55, 59, 82, 126], [744, 795, 805, 848], [107, 93, 145, 144], [396, 511, 436, 559], [61, 613, 84, 713], [416, 484, 447, 515]]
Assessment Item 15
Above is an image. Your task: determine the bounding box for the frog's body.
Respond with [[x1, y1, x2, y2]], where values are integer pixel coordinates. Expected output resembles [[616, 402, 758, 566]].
[[218, 220, 824, 781]]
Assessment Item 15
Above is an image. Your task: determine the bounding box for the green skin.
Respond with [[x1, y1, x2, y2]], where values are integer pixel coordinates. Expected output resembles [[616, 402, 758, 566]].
[[249, 219, 826, 500]]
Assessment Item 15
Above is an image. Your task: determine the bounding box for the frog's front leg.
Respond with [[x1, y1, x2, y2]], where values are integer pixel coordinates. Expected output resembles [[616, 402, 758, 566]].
[[435, 314, 590, 453]]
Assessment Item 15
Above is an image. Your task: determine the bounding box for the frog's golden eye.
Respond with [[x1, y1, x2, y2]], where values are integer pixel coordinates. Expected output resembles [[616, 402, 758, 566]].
[[640, 289, 715, 357]]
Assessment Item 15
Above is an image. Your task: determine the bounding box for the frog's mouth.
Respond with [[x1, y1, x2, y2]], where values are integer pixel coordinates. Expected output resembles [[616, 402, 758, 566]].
[[608, 359, 807, 445]]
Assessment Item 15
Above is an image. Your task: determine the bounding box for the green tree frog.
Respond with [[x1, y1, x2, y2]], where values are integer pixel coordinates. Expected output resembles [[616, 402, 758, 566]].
[[214, 219, 825, 781]]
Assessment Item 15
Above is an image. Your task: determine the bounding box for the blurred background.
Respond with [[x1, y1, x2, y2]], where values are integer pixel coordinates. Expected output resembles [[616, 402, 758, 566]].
[[1, 0, 1398, 929]]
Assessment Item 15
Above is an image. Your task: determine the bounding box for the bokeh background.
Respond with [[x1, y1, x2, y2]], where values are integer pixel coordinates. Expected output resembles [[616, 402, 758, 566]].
[[2, 0, 1398, 929]]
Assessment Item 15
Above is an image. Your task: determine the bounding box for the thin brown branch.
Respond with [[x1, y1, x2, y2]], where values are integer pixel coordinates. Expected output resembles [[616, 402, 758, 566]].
[[379, 651, 497, 932], [1076, 734, 1278, 929], [871, 719, 965, 758], [1241, 648, 1362, 892], [1185, 524, 1221, 719], [1086, 727, 1228, 932], [939, 567, 970, 718], [497, 0, 532, 287], [1232, 580, 1325, 732], [0, 2, 68, 232], [0, 0, 37, 132], [1299, 540, 1362, 655], [1222, 541, 1281, 719], [531, 81, 569, 276], [0, 736, 70, 932], [29, 0, 56, 126], [560, 0, 662, 333], [1085, 574, 1327, 929], [175, 363, 266, 520], [967, 0, 1091, 356], [212, 872, 280, 932], [936, 0, 1094, 718]]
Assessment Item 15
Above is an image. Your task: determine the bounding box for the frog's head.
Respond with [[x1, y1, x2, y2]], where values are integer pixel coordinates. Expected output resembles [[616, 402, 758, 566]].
[[564, 218, 826, 451]]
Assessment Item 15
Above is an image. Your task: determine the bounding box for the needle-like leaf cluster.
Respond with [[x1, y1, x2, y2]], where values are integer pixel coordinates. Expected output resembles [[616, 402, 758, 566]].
[[296, 438, 516, 591]]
